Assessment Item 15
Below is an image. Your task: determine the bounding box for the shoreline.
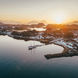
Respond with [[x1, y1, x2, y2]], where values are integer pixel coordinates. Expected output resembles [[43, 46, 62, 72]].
[[44, 42, 69, 59], [1, 34, 78, 60]]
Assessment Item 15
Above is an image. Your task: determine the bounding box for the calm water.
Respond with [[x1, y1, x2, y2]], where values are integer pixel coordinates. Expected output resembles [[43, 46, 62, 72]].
[[0, 35, 78, 78]]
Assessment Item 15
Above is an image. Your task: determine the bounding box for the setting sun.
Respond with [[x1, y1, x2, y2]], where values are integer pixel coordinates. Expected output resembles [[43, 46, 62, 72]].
[[54, 16, 64, 24], [52, 13, 67, 24]]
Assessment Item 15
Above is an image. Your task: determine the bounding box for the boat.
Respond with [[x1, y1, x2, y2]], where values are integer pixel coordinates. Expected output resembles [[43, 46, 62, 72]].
[[28, 45, 42, 50], [28, 46, 36, 50]]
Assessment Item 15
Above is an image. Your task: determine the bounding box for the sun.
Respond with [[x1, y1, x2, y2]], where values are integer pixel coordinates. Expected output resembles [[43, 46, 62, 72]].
[[54, 16, 64, 24], [52, 13, 67, 24]]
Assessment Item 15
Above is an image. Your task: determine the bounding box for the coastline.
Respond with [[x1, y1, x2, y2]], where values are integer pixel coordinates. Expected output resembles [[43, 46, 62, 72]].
[[1, 30, 78, 60]]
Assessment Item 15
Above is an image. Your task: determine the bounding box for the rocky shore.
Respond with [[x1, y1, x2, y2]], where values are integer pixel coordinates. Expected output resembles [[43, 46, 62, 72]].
[[0, 27, 78, 59], [45, 39, 78, 59]]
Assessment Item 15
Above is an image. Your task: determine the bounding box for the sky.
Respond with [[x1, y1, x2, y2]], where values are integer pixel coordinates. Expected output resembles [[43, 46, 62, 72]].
[[0, 0, 78, 24]]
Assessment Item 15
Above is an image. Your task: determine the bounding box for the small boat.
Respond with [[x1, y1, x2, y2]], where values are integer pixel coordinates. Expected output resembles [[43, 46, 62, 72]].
[[28, 46, 36, 50], [28, 45, 42, 50]]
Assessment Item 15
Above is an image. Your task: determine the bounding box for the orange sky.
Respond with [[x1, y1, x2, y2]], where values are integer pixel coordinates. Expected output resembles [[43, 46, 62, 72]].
[[0, 0, 78, 24]]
